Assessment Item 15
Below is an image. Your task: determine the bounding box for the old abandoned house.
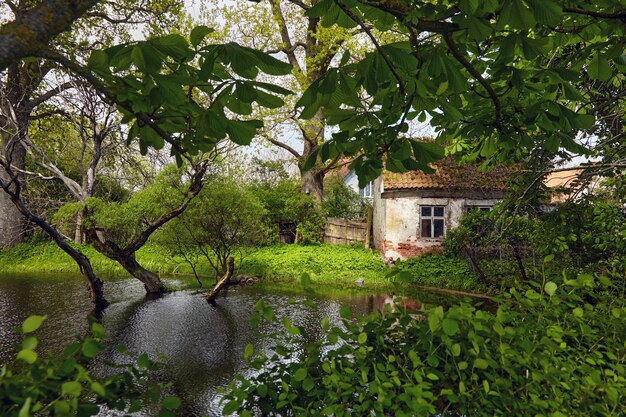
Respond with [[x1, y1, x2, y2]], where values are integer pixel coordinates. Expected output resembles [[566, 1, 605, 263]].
[[372, 157, 513, 260]]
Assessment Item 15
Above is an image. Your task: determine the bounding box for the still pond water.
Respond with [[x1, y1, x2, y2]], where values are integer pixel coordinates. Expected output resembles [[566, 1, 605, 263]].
[[0, 272, 449, 416]]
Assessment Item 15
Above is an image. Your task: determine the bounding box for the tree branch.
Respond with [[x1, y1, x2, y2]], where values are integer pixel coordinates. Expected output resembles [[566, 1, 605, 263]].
[[284, 0, 310, 10], [268, 0, 303, 75], [442, 32, 502, 128], [38, 49, 193, 163], [264, 136, 302, 159], [0, 0, 99, 71], [265, 42, 307, 55], [334, 0, 406, 96], [123, 159, 210, 254], [28, 81, 77, 109], [563, 7, 626, 20]]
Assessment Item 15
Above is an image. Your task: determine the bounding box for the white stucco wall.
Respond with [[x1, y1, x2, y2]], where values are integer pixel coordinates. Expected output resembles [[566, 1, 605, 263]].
[[378, 194, 501, 259]]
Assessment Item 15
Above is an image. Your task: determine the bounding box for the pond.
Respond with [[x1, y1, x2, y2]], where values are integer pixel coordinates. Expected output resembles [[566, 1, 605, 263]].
[[0, 272, 450, 416]]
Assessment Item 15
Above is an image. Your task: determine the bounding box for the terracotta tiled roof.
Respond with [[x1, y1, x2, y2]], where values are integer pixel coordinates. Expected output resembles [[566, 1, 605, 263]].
[[384, 157, 514, 191]]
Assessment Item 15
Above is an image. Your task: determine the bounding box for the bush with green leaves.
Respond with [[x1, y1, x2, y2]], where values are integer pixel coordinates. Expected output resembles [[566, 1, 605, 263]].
[[296, 205, 326, 245], [391, 254, 479, 291], [157, 178, 268, 277], [322, 176, 365, 220], [222, 271, 625, 416], [0, 316, 181, 417]]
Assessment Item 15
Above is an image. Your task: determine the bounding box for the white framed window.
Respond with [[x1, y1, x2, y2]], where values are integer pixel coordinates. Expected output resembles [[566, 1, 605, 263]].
[[359, 181, 374, 199], [421, 205, 445, 238]]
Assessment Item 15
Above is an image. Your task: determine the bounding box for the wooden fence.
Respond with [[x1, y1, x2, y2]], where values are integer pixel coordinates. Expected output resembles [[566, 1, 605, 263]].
[[324, 208, 373, 247]]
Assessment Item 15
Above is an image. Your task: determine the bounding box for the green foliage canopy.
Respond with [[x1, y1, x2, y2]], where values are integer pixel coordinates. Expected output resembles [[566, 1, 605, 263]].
[[298, 0, 625, 183]]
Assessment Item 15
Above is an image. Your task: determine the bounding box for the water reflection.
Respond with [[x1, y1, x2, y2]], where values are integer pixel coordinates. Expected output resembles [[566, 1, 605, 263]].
[[0, 273, 385, 416]]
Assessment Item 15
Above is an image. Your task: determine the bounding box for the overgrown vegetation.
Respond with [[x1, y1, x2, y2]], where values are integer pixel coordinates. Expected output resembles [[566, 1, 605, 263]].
[[0, 316, 181, 417], [222, 270, 626, 416], [392, 254, 480, 291], [442, 200, 626, 289]]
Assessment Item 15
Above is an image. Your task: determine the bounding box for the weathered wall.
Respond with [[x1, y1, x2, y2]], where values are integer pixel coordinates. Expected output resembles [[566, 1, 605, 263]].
[[373, 177, 386, 255], [377, 191, 502, 259]]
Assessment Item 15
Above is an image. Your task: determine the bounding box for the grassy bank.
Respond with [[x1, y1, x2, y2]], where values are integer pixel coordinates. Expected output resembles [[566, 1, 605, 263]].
[[0, 241, 485, 293]]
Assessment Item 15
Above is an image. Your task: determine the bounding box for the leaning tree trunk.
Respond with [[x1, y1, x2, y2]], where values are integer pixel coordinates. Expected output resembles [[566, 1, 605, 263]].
[[206, 257, 235, 304], [1, 189, 108, 307], [86, 228, 165, 294], [114, 254, 165, 294]]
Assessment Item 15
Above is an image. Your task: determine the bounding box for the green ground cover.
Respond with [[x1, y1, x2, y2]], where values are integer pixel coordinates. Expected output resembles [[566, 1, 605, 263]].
[[0, 241, 486, 293]]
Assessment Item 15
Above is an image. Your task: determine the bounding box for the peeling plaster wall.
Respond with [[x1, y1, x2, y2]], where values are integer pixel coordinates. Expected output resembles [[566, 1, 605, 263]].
[[377, 191, 502, 259]]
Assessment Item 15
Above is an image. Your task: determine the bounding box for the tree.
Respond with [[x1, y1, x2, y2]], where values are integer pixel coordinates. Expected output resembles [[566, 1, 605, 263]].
[[159, 178, 268, 281], [0, 0, 185, 247], [1, 4, 291, 305], [205, 0, 369, 204], [295, 0, 625, 186]]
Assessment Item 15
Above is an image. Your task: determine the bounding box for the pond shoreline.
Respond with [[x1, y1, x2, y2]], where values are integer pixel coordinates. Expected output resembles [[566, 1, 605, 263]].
[[0, 241, 487, 298]]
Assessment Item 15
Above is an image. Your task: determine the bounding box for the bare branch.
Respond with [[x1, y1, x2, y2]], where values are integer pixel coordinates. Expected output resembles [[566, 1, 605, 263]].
[[28, 81, 77, 109], [268, 0, 303, 75], [284, 0, 310, 10], [264, 136, 302, 159], [265, 42, 307, 55]]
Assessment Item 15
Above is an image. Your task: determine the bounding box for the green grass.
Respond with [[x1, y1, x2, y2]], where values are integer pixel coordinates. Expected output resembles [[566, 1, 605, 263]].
[[0, 241, 487, 293]]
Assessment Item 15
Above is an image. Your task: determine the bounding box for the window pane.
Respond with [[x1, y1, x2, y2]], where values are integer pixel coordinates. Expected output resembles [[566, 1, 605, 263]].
[[421, 206, 431, 216], [434, 219, 444, 237], [365, 181, 373, 197], [421, 219, 431, 238], [434, 206, 444, 217], [480, 207, 491, 212]]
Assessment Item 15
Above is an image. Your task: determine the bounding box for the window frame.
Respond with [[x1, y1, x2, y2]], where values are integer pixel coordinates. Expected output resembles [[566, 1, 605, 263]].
[[420, 205, 446, 239], [359, 180, 374, 199]]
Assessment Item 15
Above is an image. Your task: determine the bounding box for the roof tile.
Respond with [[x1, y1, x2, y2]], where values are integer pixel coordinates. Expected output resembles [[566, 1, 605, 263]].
[[384, 157, 514, 191]]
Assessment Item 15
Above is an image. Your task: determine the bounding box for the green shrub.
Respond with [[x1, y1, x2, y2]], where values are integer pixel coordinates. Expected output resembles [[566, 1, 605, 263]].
[[322, 176, 364, 220], [0, 316, 179, 416], [222, 272, 626, 416], [392, 254, 480, 291], [296, 209, 326, 245]]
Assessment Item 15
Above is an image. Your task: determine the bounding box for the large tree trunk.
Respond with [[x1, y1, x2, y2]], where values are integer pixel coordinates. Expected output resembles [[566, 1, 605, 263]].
[[0, 133, 26, 248], [0, 173, 24, 248], [299, 110, 325, 205], [0, 64, 28, 248], [300, 166, 324, 205]]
